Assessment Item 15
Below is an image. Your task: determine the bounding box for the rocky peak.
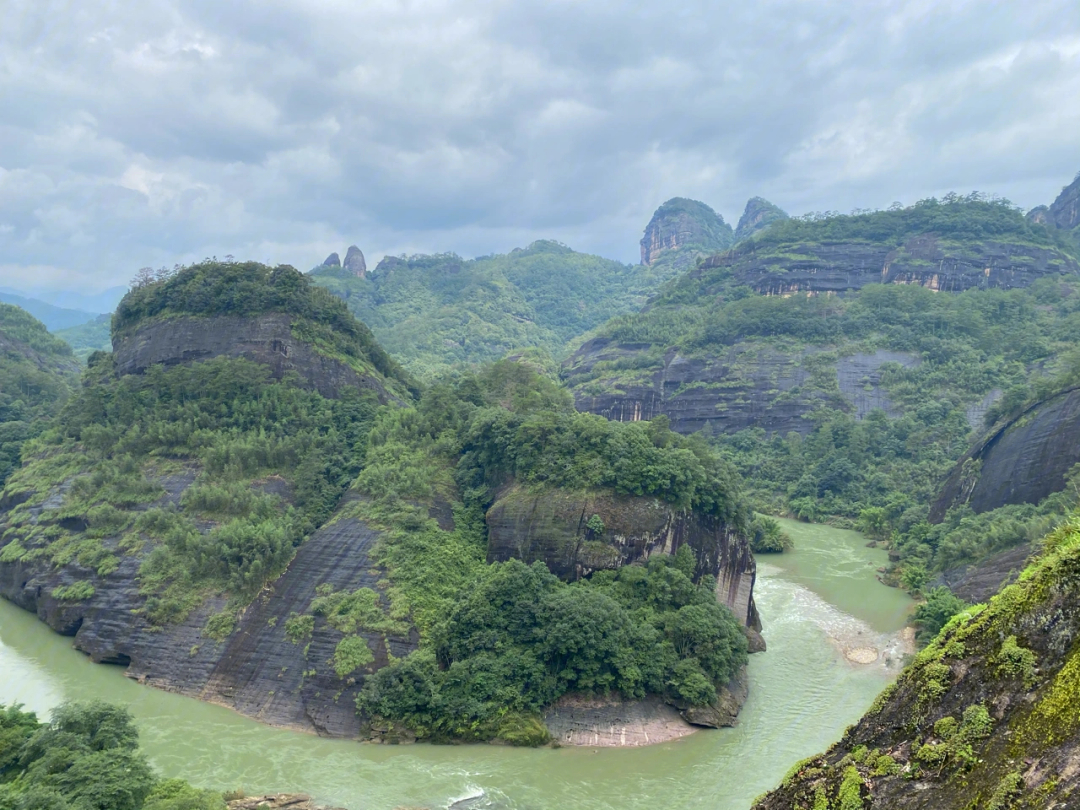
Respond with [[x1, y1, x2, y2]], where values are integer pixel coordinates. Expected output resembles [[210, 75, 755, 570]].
[[343, 245, 367, 277], [734, 197, 788, 242], [639, 197, 734, 267], [1048, 171, 1080, 230], [321, 252, 340, 267]]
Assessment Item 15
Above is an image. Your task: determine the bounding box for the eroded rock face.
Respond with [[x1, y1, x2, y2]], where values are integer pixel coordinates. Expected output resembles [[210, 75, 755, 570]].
[[322, 253, 341, 267], [484, 485, 759, 628], [343, 246, 367, 278], [565, 339, 919, 437], [0, 486, 414, 738], [699, 234, 1078, 296], [639, 198, 734, 268], [930, 387, 1080, 521], [112, 313, 393, 402], [1048, 173, 1080, 230]]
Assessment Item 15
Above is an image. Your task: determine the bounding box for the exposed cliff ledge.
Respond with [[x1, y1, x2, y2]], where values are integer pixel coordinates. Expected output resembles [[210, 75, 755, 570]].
[[565, 339, 920, 437], [0, 482, 413, 738], [112, 313, 395, 402], [640, 198, 734, 269], [698, 234, 1078, 296], [485, 484, 759, 629], [930, 387, 1080, 522]]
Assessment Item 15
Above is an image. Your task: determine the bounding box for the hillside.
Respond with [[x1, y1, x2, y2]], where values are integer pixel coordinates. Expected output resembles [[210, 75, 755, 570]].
[[751, 515, 1080, 809], [564, 194, 1080, 581], [0, 292, 101, 332], [308, 239, 686, 380], [639, 197, 735, 273], [55, 314, 112, 361], [0, 303, 80, 486], [0, 265, 758, 746]]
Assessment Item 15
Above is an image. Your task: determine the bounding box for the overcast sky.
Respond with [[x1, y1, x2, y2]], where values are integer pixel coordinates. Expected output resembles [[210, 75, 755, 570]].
[[2, 0, 1079, 293]]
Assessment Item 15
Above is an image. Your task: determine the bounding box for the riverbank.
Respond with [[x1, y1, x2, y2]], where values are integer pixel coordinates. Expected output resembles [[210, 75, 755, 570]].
[[0, 520, 910, 810]]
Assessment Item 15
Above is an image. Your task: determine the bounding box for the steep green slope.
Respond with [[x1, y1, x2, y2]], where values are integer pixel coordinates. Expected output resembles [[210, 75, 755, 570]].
[[55, 314, 112, 362], [752, 515, 1080, 809], [0, 303, 80, 487], [638, 197, 735, 274], [565, 196, 1080, 580], [309, 240, 684, 380]]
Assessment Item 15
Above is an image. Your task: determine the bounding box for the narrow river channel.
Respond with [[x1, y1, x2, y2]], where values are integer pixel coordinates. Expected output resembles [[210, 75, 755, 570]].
[[0, 520, 911, 810]]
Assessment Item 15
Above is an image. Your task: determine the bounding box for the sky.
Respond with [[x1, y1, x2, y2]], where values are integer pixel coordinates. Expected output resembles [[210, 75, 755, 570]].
[[2, 0, 1079, 294]]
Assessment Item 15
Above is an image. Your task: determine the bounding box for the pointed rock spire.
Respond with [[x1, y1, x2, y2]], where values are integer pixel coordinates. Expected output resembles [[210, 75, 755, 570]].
[[344, 245, 367, 278]]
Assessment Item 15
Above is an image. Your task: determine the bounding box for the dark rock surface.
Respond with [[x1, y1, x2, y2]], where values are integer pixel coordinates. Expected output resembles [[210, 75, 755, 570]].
[[566, 338, 919, 437], [734, 197, 788, 242], [0, 484, 413, 738], [112, 313, 394, 402], [321, 253, 341, 267], [1047, 173, 1080, 231], [343, 246, 367, 278], [933, 543, 1033, 604], [485, 485, 759, 628], [930, 387, 1080, 521], [639, 198, 733, 268], [698, 234, 1079, 296]]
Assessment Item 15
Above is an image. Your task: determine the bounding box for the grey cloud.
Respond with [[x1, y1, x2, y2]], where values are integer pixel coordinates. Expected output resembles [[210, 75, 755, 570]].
[[0, 0, 1078, 292]]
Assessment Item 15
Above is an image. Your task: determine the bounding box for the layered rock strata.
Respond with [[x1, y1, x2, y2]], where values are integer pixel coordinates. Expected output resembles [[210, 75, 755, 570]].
[[112, 313, 394, 402]]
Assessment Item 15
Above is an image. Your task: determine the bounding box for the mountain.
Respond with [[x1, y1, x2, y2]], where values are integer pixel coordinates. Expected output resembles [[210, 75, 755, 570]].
[[639, 197, 734, 272], [0, 284, 128, 314], [1028, 171, 1080, 234], [309, 239, 686, 380], [752, 517, 1080, 809], [733, 196, 788, 242], [0, 261, 758, 746], [0, 292, 101, 331], [0, 303, 80, 487], [564, 191, 1080, 581], [54, 314, 112, 362]]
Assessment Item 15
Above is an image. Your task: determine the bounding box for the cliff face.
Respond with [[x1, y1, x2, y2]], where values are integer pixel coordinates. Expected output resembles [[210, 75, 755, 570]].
[[639, 198, 734, 269], [112, 313, 395, 402], [699, 234, 1078, 296], [930, 387, 1080, 522], [566, 339, 920, 437], [751, 521, 1080, 810], [485, 485, 759, 629], [1048, 174, 1080, 231], [0, 480, 413, 738]]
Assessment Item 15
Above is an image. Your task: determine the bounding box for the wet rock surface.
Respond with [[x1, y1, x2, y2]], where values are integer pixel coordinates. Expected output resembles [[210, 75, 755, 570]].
[[112, 313, 394, 402], [930, 387, 1080, 521], [933, 543, 1033, 604], [228, 795, 346, 810]]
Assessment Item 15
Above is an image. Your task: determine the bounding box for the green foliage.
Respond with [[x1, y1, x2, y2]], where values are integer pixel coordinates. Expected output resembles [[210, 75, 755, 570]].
[[283, 613, 314, 643], [749, 514, 793, 553], [114, 260, 415, 396], [837, 766, 864, 810], [997, 635, 1037, 685], [915, 591, 967, 648], [54, 316, 112, 363], [51, 582, 95, 602], [985, 772, 1024, 810], [358, 554, 748, 740], [332, 636, 374, 678], [2, 356, 381, 624], [0, 702, 222, 810], [309, 586, 408, 636], [310, 240, 686, 380], [202, 612, 236, 642]]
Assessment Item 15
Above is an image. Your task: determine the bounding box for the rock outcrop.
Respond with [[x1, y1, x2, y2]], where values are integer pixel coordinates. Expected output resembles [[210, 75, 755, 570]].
[[751, 523, 1080, 810], [699, 234, 1078, 296], [112, 313, 395, 402], [734, 197, 788, 242], [0, 485, 413, 738], [566, 339, 920, 437], [639, 198, 734, 269], [485, 485, 759, 628], [1044, 172, 1080, 231], [930, 387, 1080, 522], [228, 795, 346, 810], [321, 253, 341, 267], [343, 246, 367, 278]]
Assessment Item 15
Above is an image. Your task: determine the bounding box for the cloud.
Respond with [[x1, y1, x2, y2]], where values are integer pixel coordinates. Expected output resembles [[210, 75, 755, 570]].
[[0, 0, 1078, 292]]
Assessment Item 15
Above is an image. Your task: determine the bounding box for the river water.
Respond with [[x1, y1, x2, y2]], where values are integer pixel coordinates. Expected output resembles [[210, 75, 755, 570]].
[[0, 519, 911, 810]]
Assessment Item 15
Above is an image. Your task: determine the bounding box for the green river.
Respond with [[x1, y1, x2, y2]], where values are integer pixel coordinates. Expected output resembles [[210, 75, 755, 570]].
[[0, 520, 911, 810]]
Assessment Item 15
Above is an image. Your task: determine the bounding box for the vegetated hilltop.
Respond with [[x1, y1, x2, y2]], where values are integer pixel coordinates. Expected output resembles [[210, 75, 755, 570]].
[[0, 264, 758, 747], [0, 291, 102, 332], [55, 314, 112, 362], [734, 197, 790, 242], [751, 514, 1080, 810], [0, 303, 80, 487], [309, 239, 685, 381], [565, 190, 1080, 583]]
